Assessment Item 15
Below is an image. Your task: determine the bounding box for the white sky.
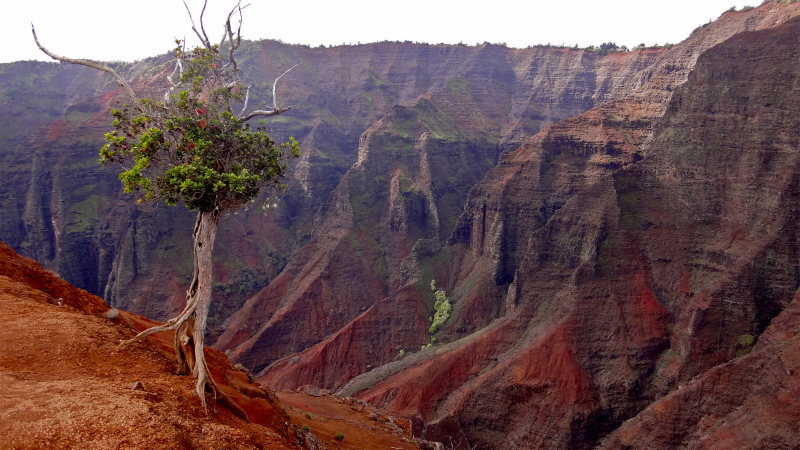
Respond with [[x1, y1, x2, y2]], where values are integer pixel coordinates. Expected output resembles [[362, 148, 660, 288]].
[[4, 0, 756, 63]]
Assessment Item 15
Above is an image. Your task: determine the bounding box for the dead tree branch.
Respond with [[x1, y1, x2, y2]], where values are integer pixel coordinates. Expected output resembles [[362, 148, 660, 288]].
[[31, 24, 138, 102], [182, 0, 211, 49], [224, 2, 249, 84], [239, 64, 299, 121], [164, 59, 184, 101]]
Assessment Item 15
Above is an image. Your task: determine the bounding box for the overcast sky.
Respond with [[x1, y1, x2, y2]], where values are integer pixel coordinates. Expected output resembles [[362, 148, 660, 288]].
[[4, 0, 756, 63]]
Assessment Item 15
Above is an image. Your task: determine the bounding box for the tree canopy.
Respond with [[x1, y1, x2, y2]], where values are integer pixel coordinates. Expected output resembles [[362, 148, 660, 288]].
[[100, 37, 299, 213]]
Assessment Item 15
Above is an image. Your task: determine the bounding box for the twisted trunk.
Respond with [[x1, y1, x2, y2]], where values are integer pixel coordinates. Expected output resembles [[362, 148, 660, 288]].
[[120, 209, 247, 417], [178, 209, 219, 411]]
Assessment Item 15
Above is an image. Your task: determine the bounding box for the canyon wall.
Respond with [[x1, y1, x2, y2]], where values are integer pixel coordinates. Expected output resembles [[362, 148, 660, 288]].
[[4, 3, 800, 449], [0, 36, 665, 340], [335, 5, 800, 450]]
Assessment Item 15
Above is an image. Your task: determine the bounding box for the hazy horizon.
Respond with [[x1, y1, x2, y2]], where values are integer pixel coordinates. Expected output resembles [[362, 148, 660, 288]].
[[4, 0, 759, 64]]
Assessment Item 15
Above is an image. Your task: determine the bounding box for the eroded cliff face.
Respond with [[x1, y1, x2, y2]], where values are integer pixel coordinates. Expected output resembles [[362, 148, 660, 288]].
[[215, 43, 683, 380], [249, 0, 800, 389], [273, 4, 800, 450], [596, 16, 800, 449], [0, 39, 667, 342]]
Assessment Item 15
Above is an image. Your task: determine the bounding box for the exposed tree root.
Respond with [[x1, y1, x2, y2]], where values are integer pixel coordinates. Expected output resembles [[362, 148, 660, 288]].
[[116, 209, 247, 420]]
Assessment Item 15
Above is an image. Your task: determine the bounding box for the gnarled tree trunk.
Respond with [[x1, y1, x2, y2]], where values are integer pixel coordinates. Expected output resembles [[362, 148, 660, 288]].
[[183, 209, 218, 408], [172, 209, 219, 412], [120, 209, 240, 416]]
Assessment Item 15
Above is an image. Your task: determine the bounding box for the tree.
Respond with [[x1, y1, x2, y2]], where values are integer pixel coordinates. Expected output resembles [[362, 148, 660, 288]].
[[32, 1, 300, 415], [429, 279, 450, 334]]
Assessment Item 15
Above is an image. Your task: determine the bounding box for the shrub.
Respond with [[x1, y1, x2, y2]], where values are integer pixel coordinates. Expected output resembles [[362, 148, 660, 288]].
[[428, 280, 451, 334], [335, 432, 345, 442]]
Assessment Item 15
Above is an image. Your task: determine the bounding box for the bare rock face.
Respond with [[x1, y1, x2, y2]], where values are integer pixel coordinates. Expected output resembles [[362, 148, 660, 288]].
[[0, 38, 666, 343], [287, 5, 800, 450], [211, 43, 678, 378], [599, 290, 800, 449], [248, 0, 800, 392]]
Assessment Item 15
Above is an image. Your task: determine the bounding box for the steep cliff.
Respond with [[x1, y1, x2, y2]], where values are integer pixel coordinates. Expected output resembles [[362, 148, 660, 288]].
[[213, 44, 684, 380], [248, 3, 799, 393], [283, 4, 800, 450], [0, 40, 665, 344]]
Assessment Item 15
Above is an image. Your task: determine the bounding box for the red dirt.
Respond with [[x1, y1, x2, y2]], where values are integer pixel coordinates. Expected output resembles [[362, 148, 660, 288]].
[[0, 241, 296, 449], [277, 390, 418, 450]]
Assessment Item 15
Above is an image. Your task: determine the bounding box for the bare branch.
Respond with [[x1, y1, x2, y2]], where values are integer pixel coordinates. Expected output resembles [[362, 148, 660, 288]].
[[224, 2, 250, 85], [240, 106, 291, 121], [225, 15, 238, 83], [272, 64, 300, 110], [239, 85, 251, 116], [198, 0, 212, 49], [182, 0, 211, 49], [237, 64, 299, 121], [218, 25, 228, 49], [164, 59, 184, 101], [31, 24, 138, 102]]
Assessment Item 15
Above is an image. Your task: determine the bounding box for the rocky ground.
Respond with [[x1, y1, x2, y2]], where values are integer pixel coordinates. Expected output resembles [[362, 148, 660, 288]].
[[278, 387, 420, 450]]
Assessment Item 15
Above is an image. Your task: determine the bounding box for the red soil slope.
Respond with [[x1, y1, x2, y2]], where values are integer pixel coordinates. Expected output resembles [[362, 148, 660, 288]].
[[277, 390, 419, 450], [0, 240, 295, 449]]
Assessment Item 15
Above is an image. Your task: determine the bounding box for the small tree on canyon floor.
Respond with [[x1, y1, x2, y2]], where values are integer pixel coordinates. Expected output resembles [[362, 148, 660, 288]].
[[32, 1, 300, 415]]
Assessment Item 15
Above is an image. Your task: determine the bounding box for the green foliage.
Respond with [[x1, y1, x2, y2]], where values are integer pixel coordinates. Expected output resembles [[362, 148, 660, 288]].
[[305, 412, 313, 420], [302, 424, 310, 432], [428, 279, 451, 334], [335, 432, 345, 442], [735, 334, 757, 357], [722, 5, 755, 13], [738, 334, 755, 347], [585, 42, 627, 56], [100, 42, 300, 213], [632, 42, 675, 51]]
